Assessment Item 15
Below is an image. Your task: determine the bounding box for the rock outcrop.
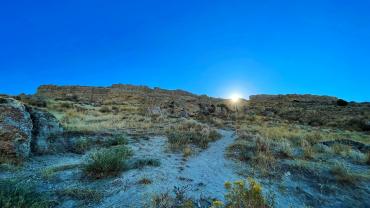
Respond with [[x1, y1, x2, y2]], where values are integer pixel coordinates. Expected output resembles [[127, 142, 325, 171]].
[[35, 84, 232, 117], [0, 97, 63, 159], [28, 107, 63, 155], [0, 97, 33, 158]]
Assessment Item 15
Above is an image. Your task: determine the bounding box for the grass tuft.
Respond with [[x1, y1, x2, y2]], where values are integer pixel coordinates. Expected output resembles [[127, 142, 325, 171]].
[[330, 162, 358, 185], [0, 179, 56, 208], [41, 163, 81, 180], [83, 145, 132, 179]]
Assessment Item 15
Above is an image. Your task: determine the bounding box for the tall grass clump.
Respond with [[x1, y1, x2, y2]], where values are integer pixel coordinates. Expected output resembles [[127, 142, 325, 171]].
[[166, 120, 221, 150], [0, 179, 55, 208], [330, 162, 357, 185], [83, 145, 132, 179]]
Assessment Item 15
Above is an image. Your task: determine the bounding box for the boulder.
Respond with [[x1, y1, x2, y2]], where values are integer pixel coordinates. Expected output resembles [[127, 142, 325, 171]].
[[0, 97, 33, 158], [28, 107, 63, 155], [0, 97, 63, 158]]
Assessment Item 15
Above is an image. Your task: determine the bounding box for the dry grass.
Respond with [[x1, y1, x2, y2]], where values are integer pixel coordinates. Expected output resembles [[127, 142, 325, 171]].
[[182, 146, 192, 157], [330, 162, 358, 185], [238, 121, 370, 145], [166, 120, 221, 150], [0, 179, 55, 208], [223, 178, 272, 208], [300, 139, 314, 159], [56, 187, 102, 203], [46, 99, 177, 134], [41, 163, 81, 180], [137, 177, 152, 185]]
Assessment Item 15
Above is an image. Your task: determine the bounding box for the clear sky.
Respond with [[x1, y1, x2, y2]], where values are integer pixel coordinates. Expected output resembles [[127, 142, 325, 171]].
[[0, 0, 369, 101]]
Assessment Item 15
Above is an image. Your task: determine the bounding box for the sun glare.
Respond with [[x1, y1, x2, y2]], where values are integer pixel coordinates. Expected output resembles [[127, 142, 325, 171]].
[[230, 93, 242, 103]]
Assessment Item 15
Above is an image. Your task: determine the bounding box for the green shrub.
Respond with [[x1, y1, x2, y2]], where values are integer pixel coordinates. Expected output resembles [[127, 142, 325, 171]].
[[83, 145, 132, 179], [0, 179, 55, 208]]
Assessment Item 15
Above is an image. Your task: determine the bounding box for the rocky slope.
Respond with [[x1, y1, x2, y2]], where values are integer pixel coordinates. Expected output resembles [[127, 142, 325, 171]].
[[248, 94, 370, 131], [35, 84, 231, 118]]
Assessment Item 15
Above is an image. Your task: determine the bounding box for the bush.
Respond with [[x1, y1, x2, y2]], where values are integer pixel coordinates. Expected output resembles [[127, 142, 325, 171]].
[[99, 106, 111, 113], [166, 120, 221, 150], [0, 179, 55, 208], [83, 145, 132, 179], [223, 178, 271, 208], [149, 186, 194, 208], [330, 162, 357, 185], [72, 137, 94, 154]]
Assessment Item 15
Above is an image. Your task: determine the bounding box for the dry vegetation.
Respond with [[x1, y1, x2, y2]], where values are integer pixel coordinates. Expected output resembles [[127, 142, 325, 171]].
[[166, 119, 221, 151], [44, 99, 177, 135], [83, 145, 132, 179], [228, 113, 370, 195]]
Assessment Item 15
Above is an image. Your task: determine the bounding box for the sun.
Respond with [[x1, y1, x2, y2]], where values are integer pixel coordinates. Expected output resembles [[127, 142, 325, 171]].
[[230, 93, 242, 103]]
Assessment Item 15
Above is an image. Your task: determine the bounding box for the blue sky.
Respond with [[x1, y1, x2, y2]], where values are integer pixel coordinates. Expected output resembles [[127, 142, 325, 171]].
[[0, 0, 369, 101]]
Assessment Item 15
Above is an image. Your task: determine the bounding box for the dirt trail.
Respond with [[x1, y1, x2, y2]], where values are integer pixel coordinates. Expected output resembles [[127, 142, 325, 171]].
[[101, 130, 240, 207], [0, 130, 312, 208]]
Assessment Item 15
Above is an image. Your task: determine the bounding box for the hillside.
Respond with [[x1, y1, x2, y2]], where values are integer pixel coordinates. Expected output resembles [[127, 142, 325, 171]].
[[1, 84, 369, 208]]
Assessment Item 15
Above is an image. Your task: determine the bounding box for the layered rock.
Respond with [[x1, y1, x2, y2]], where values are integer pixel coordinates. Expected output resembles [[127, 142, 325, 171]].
[[0, 97, 63, 158]]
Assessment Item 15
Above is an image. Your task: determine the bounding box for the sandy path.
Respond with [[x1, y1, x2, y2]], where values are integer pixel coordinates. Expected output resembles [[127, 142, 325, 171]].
[[101, 130, 239, 207]]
